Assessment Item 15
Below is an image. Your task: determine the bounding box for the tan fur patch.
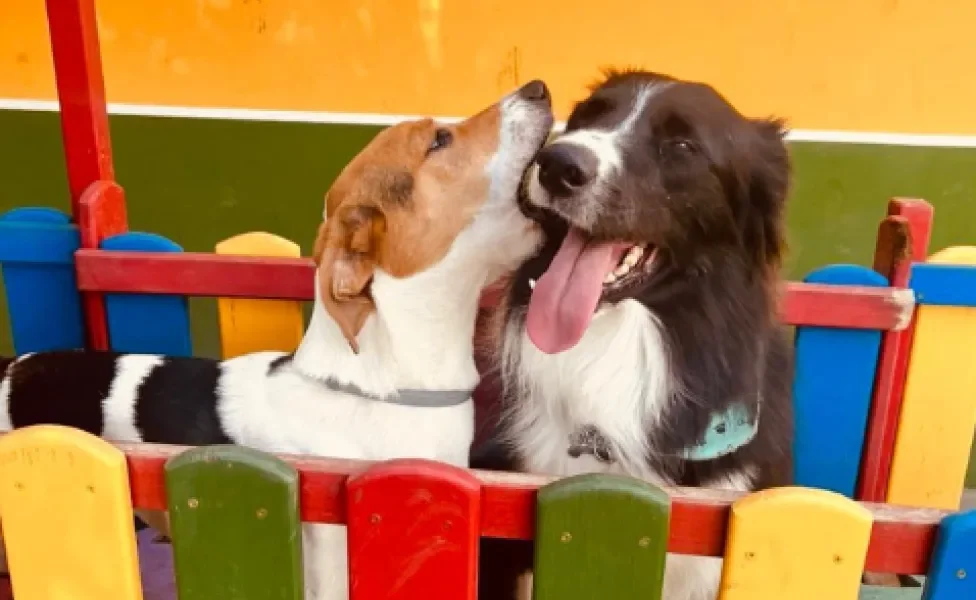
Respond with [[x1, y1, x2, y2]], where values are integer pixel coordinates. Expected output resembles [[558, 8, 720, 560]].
[[314, 102, 503, 350]]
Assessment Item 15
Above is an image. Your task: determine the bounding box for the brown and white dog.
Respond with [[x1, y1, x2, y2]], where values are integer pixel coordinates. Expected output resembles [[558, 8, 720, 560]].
[[474, 70, 795, 600], [0, 81, 554, 599]]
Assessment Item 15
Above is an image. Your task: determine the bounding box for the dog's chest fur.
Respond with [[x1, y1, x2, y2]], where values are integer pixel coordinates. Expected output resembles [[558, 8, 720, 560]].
[[502, 300, 672, 484]]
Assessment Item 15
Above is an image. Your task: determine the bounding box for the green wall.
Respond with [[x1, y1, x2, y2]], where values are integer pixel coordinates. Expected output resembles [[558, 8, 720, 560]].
[[2, 109, 975, 484]]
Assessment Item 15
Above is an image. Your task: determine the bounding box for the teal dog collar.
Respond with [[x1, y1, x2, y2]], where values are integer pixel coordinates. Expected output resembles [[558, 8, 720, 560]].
[[680, 402, 758, 461]]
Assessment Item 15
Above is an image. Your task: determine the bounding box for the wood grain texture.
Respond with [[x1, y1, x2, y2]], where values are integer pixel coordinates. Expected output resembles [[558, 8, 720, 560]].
[[165, 445, 303, 600], [346, 459, 481, 600], [532, 474, 670, 600], [0, 425, 143, 600], [888, 247, 976, 510], [719, 487, 872, 600], [215, 232, 304, 358]]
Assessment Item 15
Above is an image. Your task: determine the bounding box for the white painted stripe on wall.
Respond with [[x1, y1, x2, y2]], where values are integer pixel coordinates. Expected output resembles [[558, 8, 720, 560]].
[[5, 98, 976, 148]]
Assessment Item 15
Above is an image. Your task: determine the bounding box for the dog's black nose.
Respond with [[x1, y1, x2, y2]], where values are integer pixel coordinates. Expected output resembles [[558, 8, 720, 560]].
[[536, 143, 597, 197], [517, 80, 550, 102]]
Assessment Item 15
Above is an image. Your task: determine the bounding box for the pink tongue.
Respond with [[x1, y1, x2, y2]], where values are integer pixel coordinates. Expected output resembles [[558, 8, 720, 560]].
[[527, 227, 630, 354]]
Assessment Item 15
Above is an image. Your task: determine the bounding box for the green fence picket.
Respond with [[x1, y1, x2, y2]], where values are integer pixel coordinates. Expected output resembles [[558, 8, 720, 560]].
[[165, 445, 303, 600], [533, 473, 670, 600]]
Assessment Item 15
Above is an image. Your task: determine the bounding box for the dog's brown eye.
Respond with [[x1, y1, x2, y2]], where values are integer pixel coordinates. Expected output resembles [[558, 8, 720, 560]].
[[663, 138, 696, 157], [428, 128, 453, 154]]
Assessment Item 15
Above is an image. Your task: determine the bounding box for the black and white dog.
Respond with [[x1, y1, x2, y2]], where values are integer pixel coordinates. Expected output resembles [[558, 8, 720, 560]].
[[475, 70, 795, 600]]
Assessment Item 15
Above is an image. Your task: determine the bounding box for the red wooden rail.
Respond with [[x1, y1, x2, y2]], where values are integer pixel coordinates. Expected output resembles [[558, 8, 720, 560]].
[[74, 250, 915, 330], [121, 443, 943, 576], [858, 198, 934, 501]]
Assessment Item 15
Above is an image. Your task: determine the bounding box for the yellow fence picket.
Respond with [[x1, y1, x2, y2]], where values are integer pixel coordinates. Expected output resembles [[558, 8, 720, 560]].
[[215, 232, 305, 359], [718, 487, 871, 600], [0, 425, 143, 600], [887, 246, 976, 510]]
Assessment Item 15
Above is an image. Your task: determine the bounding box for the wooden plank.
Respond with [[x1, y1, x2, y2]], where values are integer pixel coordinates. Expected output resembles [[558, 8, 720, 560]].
[[43, 0, 116, 213], [165, 445, 303, 600], [779, 281, 913, 331], [887, 247, 976, 510], [532, 473, 670, 600], [0, 425, 143, 600], [859, 198, 933, 502], [76, 250, 316, 299], [0, 208, 85, 353], [921, 509, 976, 599], [77, 180, 129, 351], [104, 442, 945, 575], [101, 232, 192, 356], [74, 250, 913, 328], [718, 487, 873, 600], [215, 232, 304, 358], [792, 264, 888, 497], [346, 459, 481, 600], [912, 264, 976, 307]]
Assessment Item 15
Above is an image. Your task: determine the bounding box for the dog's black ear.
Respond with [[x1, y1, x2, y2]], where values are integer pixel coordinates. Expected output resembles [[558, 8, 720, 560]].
[[738, 117, 791, 270]]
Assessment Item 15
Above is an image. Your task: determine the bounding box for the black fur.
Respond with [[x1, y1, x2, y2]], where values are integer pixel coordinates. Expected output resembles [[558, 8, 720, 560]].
[[2, 351, 235, 447], [135, 356, 233, 445], [268, 353, 293, 375], [475, 70, 795, 599], [7, 350, 117, 434]]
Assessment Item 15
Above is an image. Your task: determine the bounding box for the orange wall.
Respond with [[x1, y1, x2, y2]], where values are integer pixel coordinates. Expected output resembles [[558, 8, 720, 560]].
[[2, 0, 975, 134]]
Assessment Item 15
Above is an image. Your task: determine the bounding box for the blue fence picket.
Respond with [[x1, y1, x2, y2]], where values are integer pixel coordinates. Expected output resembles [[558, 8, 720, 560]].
[[792, 264, 888, 497], [922, 510, 976, 599], [0, 207, 85, 353], [102, 232, 192, 356]]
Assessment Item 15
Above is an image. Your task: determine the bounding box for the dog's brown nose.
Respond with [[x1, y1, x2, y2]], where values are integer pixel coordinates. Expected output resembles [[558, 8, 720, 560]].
[[517, 80, 550, 102]]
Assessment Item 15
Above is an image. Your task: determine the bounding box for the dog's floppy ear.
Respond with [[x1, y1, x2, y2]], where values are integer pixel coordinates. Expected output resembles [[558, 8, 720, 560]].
[[737, 117, 791, 269], [313, 204, 387, 353]]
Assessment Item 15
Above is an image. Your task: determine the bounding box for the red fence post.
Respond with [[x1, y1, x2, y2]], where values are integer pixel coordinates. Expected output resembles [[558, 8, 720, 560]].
[[44, 0, 118, 215], [857, 198, 934, 501], [77, 181, 128, 349], [44, 0, 130, 349], [346, 460, 481, 600]]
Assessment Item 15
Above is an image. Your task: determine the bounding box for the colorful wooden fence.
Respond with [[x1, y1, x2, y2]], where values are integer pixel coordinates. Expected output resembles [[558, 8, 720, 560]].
[[1, 426, 975, 600], [2, 0, 972, 598], [1, 203, 976, 599]]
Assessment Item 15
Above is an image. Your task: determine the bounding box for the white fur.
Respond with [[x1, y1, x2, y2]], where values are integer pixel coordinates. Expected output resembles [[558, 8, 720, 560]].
[[103, 355, 164, 442], [218, 89, 547, 600], [0, 88, 550, 599], [503, 300, 671, 483], [0, 368, 11, 432], [526, 81, 668, 226], [0, 353, 32, 432], [502, 298, 755, 600]]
